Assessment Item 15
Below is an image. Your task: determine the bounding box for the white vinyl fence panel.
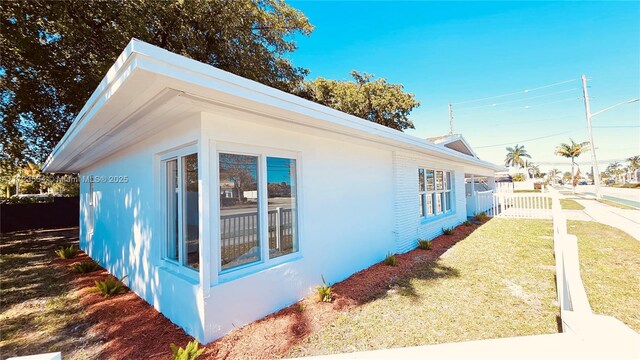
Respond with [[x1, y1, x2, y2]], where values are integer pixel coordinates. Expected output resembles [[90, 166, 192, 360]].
[[490, 192, 552, 219], [495, 182, 514, 194]]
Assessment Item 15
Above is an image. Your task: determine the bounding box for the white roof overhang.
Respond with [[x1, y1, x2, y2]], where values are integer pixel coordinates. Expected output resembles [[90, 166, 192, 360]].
[[43, 39, 502, 173]]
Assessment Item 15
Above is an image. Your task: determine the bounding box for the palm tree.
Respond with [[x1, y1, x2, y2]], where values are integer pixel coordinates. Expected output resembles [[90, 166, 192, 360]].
[[505, 144, 531, 173], [555, 139, 590, 193], [628, 155, 640, 183], [548, 168, 561, 185], [607, 162, 623, 184]]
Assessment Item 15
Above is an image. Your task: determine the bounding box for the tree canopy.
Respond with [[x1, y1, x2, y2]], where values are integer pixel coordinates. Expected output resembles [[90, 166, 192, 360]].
[[504, 144, 531, 168], [1, 1, 423, 182], [0, 0, 313, 170], [299, 71, 420, 131]]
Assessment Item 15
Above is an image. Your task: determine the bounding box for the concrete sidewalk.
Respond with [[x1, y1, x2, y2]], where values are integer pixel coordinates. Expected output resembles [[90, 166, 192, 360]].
[[573, 199, 640, 241]]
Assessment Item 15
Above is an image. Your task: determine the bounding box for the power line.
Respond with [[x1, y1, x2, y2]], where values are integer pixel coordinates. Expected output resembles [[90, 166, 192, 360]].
[[451, 78, 579, 105], [455, 97, 581, 120], [475, 129, 577, 149], [455, 88, 579, 112]]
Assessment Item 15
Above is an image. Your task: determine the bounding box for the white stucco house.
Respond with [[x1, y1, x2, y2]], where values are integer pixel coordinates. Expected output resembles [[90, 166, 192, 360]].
[[42, 39, 500, 344]]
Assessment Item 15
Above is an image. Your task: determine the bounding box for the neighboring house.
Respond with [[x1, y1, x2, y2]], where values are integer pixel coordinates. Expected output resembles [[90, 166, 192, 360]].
[[427, 134, 498, 216], [42, 39, 501, 344], [426, 133, 479, 159]]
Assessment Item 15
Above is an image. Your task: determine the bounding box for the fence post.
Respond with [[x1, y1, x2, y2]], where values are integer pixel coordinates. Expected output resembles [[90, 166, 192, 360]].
[[275, 207, 282, 250]]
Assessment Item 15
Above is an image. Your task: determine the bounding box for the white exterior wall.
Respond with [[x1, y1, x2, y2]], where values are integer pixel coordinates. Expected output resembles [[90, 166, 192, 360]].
[[200, 111, 395, 341], [393, 151, 468, 254], [78, 108, 492, 343], [79, 115, 207, 340]]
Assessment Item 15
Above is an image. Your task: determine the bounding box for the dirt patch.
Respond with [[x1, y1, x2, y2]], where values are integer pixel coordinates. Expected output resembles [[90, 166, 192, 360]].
[[54, 254, 192, 360], [0, 228, 103, 360], [2, 221, 485, 359]]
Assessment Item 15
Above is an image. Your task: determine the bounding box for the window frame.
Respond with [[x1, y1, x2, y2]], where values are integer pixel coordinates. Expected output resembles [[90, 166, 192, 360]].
[[87, 177, 95, 235], [418, 167, 455, 221], [159, 144, 200, 279], [215, 142, 302, 282]]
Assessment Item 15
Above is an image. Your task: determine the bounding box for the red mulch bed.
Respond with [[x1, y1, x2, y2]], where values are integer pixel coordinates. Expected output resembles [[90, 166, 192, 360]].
[[56, 221, 485, 359]]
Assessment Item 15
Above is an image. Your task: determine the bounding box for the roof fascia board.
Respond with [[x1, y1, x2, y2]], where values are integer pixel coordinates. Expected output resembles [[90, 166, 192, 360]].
[[42, 39, 139, 172], [132, 48, 499, 170], [45, 39, 500, 172]]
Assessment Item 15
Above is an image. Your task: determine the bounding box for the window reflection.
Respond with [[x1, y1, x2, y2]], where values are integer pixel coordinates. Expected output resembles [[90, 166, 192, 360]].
[[219, 153, 260, 270], [267, 157, 298, 258]]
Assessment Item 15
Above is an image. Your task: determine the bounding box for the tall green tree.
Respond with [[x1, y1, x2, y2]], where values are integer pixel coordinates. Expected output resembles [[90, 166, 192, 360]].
[[504, 144, 531, 170], [548, 168, 561, 185], [555, 139, 589, 193], [606, 161, 624, 184], [299, 71, 420, 131], [1, 0, 314, 167], [627, 155, 640, 183]]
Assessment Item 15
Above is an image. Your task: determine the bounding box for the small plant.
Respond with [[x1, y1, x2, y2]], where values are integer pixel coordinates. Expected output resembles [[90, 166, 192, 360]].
[[463, 220, 473, 227], [296, 303, 306, 312], [442, 227, 455, 235], [473, 212, 488, 222], [512, 173, 525, 182], [55, 245, 79, 259], [417, 239, 432, 250], [316, 275, 333, 302], [170, 340, 204, 360], [72, 260, 101, 273], [384, 252, 397, 266], [89, 275, 128, 298]]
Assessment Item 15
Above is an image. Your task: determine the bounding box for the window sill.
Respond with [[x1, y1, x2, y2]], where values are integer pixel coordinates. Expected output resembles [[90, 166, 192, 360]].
[[160, 259, 199, 285], [215, 252, 303, 286], [420, 211, 456, 225]]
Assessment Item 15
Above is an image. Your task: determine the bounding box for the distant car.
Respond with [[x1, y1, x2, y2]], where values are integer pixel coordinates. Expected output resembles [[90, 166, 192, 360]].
[[495, 175, 512, 183], [578, 181, 587, 185]]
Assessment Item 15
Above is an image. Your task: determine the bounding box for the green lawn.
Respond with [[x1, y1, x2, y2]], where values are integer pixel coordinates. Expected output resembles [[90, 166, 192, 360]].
[[560, 199, 585, 210], [289, 218, 559, 357], [568, 220, 640, 332]]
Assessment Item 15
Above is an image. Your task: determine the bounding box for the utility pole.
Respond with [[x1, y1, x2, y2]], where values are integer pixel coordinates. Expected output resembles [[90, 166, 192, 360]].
[[581, 74, 602, 200], [448, 102, 454, 135]]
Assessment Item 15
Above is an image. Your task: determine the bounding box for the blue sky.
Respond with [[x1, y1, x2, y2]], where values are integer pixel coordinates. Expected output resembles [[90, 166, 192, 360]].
[[287, 1, 640, 172]]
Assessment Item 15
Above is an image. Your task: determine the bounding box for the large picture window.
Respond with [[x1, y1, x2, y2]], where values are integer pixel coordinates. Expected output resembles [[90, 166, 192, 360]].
[[418, 168, 454, 218], [219, 151, 299, 272], [163, 150, 199, 272]]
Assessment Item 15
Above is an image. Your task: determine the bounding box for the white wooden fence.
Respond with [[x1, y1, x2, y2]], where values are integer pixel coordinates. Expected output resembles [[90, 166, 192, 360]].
[[487, 192, 552, 219], [220, 207, 294, 266], [466, 190, 494, 217], [494, 182, 514, 194]]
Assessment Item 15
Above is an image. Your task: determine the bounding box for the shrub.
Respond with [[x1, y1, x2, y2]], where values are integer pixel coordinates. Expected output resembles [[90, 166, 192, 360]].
[[442, 227, 455, 235], [512, 173, 525, 182], [72, 260, 101, 273], [473, 212, 488, 222], [90, 275, 128, 298], [170, 340, 204, 360], [55, 245, 79, 259], [463, 220, 473, 227], [316, 275, 333, 302], [384, 252, 397, 266], [417, 239, 432, 250]]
